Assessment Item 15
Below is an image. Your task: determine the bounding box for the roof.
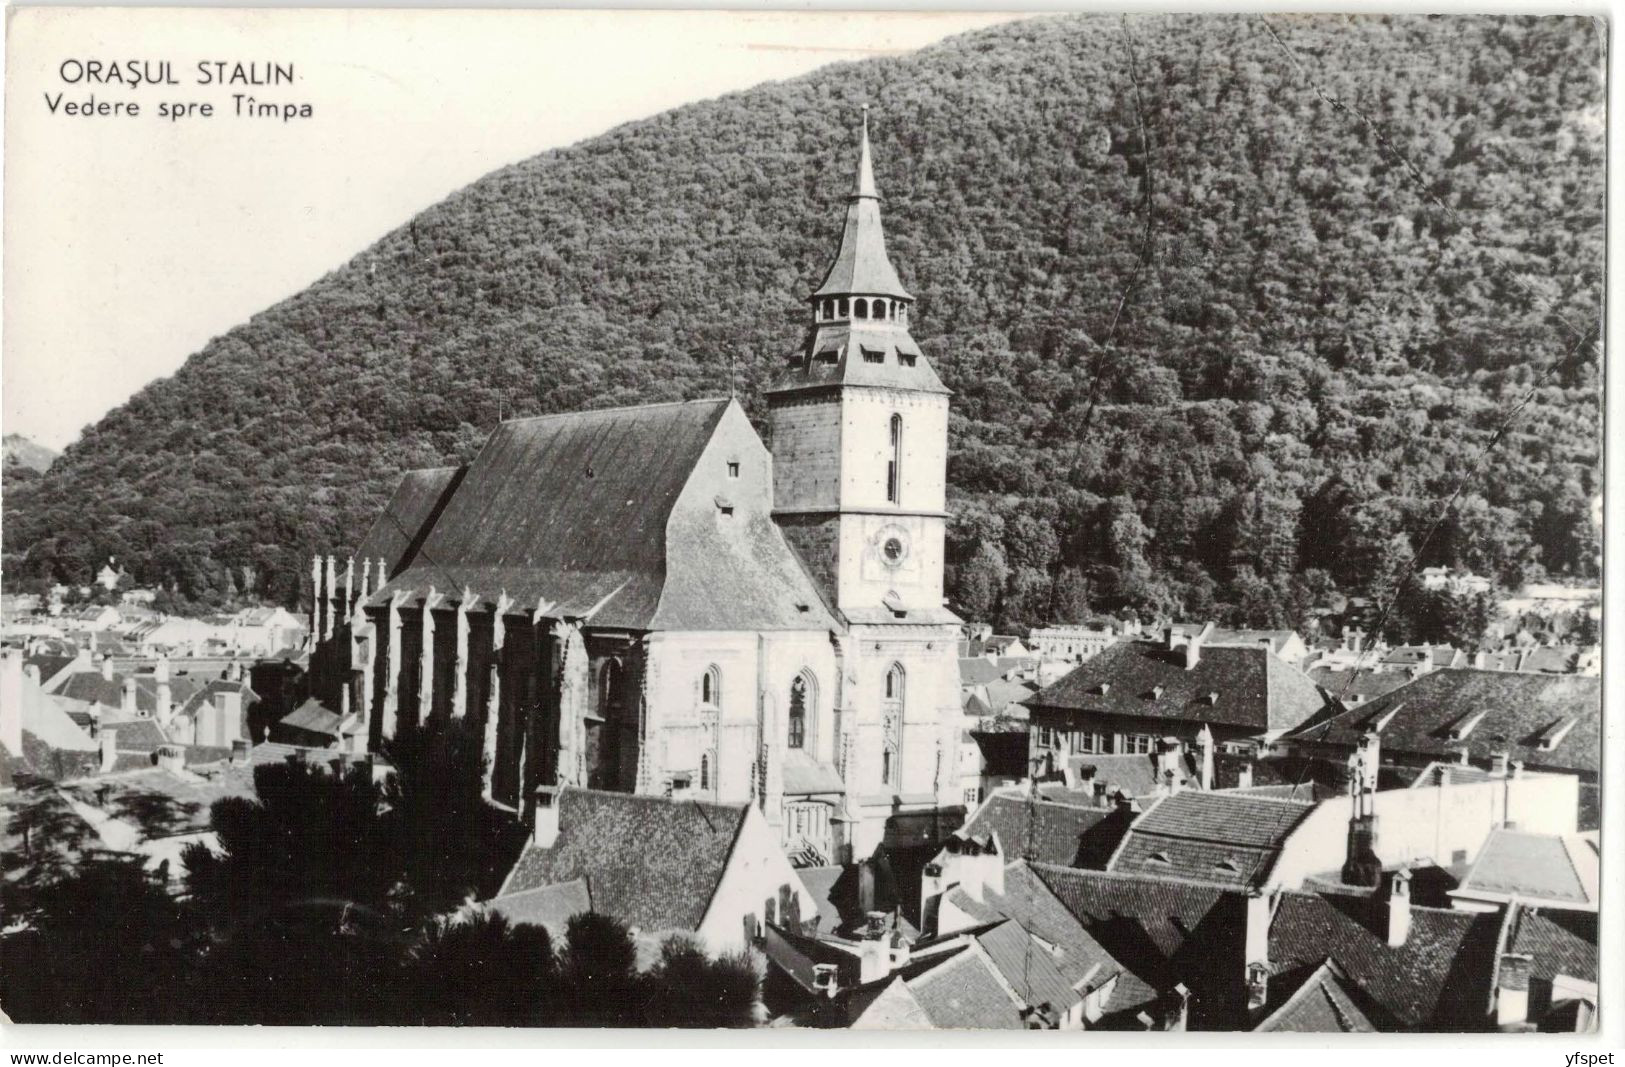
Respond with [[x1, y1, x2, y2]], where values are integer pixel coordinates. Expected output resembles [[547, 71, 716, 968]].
[[1506, 906, 1596, 984], [1254, 959, 1379, 1032], [810, 120, 911, 302], [485, 878, 592, 937], [1308, 667, 1412, 705], [1030, 863, 1232, 960], [496, 787, 748, 933], [175, 680, 259, 722], [1267, 890, 1504, 1029], [967, 732, 1028, 778], [906, 947, 1024, 1029], [983, 679, 1038, 714], [1455, 829, 1598, 908], [353, 466, 466, 581], [1107, 790, 1314, 888], [96, 717, 171, 753], [1026, 640, 1331, 734], [280, 697, 345, 735], [959, 659, 1007, 686], [1283, 668, 1601, 775], [974, 919, 1078, 1015], [55, 671, 123, 710], [55, 761, 258, 839], [374, 401, 730, 627], [794, 856, 916, 940], [1058, 752, 1187, 799], [781, 749, 845, 796], [958, 793, 1125, 868]]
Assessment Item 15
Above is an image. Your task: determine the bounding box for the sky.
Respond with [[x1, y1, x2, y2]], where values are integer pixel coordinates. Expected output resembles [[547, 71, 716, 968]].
[[3, 9, 1027, 451]]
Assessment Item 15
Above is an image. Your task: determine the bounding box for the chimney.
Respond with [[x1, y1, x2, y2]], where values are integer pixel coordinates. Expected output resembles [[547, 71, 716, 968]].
[[1496, 953, 1532, 1029], [230, 738, 251, 766], [1165, 626, 1181, 651], [1168, 982, 1191, 1032], [533, 785, 562, 848], [1343, 814, 1381, 888], [22, 663, 41, 688], [1387, 869, 1412, 947], [1510, 759, 1524, 779], [1197, 724, 1215, 791], [121, 677, 137, 717], [100, 655, 114, 681], [858, 931, 890, 985], [99, 728, 118, 773], [1, 651, 24, 757], [210, 690, 243, 747], [1245, 890, 1272, 969], [1491, 751, 1510, 778], [1238, 762, 1254, 790], [1156, 737, 1183, 794]]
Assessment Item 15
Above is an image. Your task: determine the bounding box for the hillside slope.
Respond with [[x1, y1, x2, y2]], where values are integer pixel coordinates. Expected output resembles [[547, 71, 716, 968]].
[[3, 435, 58, 474], [3, 14, 1603, 631]]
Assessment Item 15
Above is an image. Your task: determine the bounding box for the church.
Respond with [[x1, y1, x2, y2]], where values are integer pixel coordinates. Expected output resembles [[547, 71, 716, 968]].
[[307, 118, 962, 863]]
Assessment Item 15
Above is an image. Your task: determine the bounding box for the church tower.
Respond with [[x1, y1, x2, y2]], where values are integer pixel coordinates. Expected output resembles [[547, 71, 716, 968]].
[[768, 111, 953, 626]]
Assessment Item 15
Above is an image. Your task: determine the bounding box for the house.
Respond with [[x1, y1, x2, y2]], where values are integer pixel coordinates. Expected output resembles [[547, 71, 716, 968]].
[[1033, 862, 1510, 1031], [273, 696, 362, 750], [231, 606, 307, 654], [68, 604, 121, 632], [1279, 668, 1600, 829], [956, 730, 1027, 809], [1448, 828, 1599, 914], [1104, 790, 1317, 890], [1172, 624, 1310, 669], [1377, 644, 1466, 676], [1027, 625, 1119, 666], [925, 790, 1132, 872], [1024, 626, 1336, 779], [488, 785, 814, 954], [307, 122, 966, 864], [1307, 666, 1411, 708]]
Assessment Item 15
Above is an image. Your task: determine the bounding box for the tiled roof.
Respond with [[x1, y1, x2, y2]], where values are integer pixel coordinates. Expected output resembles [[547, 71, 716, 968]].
[[959, 793, 1125, 868], [97, 717, 172, 753], [1456, 829, 1596, 907], [1506, 906, 1596, 984], [1062, 752, 1182, 798], [968, 732, 1028, 778], [1108, 791, 1314, 888], [56, 672, 123, 709], [1026, 641, 1331, 733], [974, 920, 1078, 1015], [496, 787, 747, 934], [1309, 667, 1412, 705], [959, 659, 1007, 686], [1255, 960, 1378, 1032], [1283, 668, 1601, 776], [1267, 890, 1503, 1029], [280, 698, 345, 735], [907, 948, 1024, 1029], [485, 878, 592, 937]]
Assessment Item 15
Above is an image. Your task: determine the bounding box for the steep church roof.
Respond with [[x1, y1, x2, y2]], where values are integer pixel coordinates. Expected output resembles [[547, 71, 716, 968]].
[[354, 465, 466, 581], [368, 398, 838, 632]]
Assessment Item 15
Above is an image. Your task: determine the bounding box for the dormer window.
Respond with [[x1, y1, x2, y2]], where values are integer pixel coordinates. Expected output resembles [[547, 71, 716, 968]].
[[899, 352, 917, 366], [862, 347, 885, 364]]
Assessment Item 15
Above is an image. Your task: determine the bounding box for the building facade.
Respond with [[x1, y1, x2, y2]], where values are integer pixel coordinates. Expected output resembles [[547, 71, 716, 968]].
[[308, 118, 962, 862]]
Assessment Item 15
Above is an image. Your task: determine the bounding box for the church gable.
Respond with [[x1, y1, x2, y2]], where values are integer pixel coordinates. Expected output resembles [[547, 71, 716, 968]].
[[652, 401, 839, 632]]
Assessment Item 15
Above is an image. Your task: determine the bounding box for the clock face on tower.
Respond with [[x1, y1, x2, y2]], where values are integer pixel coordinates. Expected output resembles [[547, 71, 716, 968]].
[[877, 525, 910, 568]]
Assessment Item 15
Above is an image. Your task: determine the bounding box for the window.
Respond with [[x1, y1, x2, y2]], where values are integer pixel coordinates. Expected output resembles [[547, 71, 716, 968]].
[[854, 298, 869, 319], [1119, 733, 1155, 755], [862, 347, 885, 364], [1037, 724, 1057, 749], [726, 461, 739, 479], [883, 664, 904, 790], [701, 665, 720, 707], [598, 660, 623, 720], [838, 297, 849, 318], [821, 299, 833, 319], [788, 673, 810, 749], [700, 755, 710, 791], [1072, 730, 1105, 755], [671, 774, 691, 793], [963, 786, 982, 807], [887, 414, 903, 505], [899, 352, 917, 367]]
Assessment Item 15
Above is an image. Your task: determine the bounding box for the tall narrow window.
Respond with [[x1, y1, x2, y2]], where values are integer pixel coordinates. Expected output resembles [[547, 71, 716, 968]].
[[887, 414, 903, 504], [883, 664, 904, 790], [700, 755, 710, 791], [788, 674, 808, 749], [854, 298, 869, 320], [701, 665, 721, 708]]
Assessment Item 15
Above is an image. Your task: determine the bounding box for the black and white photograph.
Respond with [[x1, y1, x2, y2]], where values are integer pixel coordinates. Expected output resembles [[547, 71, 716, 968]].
[[0, 6, 1610, 1042]]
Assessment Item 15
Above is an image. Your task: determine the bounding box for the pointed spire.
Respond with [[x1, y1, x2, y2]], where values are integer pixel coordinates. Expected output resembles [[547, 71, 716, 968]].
[[812, 107, 911, 302], [853, 105, 879, 201]]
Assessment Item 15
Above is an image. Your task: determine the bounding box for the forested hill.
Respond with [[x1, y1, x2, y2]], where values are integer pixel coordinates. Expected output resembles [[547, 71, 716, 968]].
[[4, 14, 1603, 633]]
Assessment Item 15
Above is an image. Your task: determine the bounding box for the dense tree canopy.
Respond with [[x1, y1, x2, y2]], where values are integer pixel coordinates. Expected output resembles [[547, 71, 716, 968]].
[[3, 15, 1602, 632]]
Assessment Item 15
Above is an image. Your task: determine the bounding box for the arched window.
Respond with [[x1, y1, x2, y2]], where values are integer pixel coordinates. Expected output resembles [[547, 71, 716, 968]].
[[788, 672, 814, 750], [838, 297, 849, 318], [887, 414, 903, 504], [701, 665, 721, 708], [883, 663, 904, 790], [854, 298, 869, 320], [700, 754, 710, 791], [879, 300, 890, 320], [821, 299, 833, 320]]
